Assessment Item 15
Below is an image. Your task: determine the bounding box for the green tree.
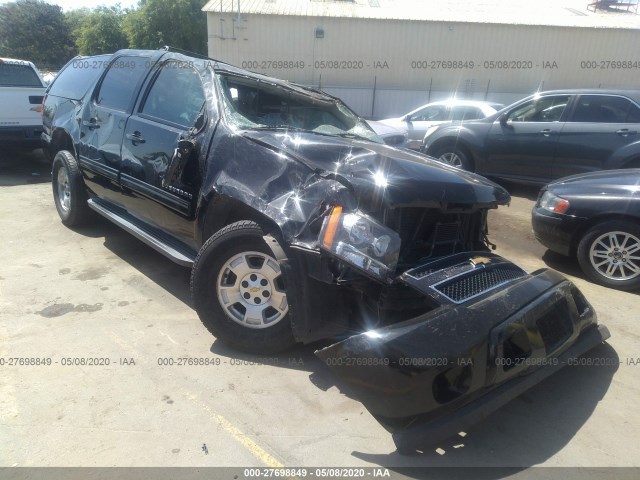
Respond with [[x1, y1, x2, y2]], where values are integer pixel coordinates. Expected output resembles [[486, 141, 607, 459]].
[[69, 6, 129, 55], [124, 0, 208, 54], [0, 0, 76, 68]]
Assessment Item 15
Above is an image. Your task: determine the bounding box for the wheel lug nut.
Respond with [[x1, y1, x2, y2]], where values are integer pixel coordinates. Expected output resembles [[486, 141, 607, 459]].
[[241, 281, 249, 288], [260, 279, 268, 286], [254, 297, 261, 304], [243, 292, 250, 299], [250, 274, 257, 281], [262, 291, 270, 297]]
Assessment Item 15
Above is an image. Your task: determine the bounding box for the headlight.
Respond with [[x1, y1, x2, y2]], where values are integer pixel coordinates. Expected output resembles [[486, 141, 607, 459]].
[[319, 206, 401, 281], [423, 125, 440, 142], [539, 190, 570, 214]]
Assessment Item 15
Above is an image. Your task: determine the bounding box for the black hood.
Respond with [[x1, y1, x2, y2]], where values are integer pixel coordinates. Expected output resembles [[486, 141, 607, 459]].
[[548, 169, 640, 198], [242, 130, 510, 210]]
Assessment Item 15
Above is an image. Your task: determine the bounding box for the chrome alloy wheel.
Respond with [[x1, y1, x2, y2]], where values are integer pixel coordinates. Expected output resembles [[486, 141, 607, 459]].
[[439, 152, 463, 168], [216, 251, 289, 328], [589, 231, 640, 281], [56, 166, 71, 212]]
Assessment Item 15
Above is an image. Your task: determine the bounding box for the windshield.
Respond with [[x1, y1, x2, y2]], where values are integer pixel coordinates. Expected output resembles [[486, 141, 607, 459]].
[[217, 73, 382, 143]]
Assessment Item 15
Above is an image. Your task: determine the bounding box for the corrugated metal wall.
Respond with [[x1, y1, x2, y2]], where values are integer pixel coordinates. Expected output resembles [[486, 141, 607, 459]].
[[207, 13, 640, 117]]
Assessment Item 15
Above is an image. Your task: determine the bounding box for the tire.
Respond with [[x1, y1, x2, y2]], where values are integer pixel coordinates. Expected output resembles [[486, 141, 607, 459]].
[[577, 220, 640, 291], [52, 150, 93, 227], [191, 220, 296, 354], [433, 145, 473, 171]]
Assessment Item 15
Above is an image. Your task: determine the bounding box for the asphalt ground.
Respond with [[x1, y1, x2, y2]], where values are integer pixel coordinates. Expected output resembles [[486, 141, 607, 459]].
[[1, 150, 638, 478]]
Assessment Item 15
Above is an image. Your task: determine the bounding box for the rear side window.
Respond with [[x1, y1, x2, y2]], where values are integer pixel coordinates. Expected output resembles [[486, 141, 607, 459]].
[[412, 105, 447, 121], [96, 56, 150, 112], [571, 95, 632, 123], [0, 63, 43, 87], [451, 106, 484, 121], [48, 55, 111, 100], [628, 103, 640, 123]]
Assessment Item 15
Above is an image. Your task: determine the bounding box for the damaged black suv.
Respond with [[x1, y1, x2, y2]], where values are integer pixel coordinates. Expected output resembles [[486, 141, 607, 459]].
[[43, 48, 609, 451]]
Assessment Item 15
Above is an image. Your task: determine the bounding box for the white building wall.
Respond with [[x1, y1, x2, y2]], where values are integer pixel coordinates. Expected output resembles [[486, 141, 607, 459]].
[[207, 13, 640, 117]]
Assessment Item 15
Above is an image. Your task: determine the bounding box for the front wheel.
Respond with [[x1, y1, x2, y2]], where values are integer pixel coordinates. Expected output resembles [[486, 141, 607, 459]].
[[433, 146, 473, 171], [577, 220, 640, 291], [190, 221, 296, 354]]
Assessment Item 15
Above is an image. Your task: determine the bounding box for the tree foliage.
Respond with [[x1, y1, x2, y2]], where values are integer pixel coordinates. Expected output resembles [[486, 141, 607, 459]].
[[69, 6, 129, 56], [0, 0, 209, 69], [124, 0, 208, 54], [0, 0, 76, 68]]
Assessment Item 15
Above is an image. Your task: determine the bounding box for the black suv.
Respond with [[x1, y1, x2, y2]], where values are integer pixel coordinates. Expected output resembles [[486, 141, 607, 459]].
[[43, 49, 608, 451], [423, 90, 640, 184]]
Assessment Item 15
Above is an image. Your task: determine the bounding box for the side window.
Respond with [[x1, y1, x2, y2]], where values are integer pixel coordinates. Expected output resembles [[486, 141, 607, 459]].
[[411, 105, 447, 122], [48, 55, 111, 100], [571, 95, 632, 123], [141, 61, 205, 127], [451, 106, 483, 121], [627, 103, 640, 123], [0, 63, 43, 87], [96, 56, 149, 111], [507, 96, 570, 123]]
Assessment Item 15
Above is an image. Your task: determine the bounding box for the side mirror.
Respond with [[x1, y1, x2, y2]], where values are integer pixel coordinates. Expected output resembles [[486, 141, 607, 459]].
[[499, 113, 512, 127], [405, 114, 413, 123]]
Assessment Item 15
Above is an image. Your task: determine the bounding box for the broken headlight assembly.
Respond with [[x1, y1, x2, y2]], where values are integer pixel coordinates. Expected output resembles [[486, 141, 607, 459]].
[[319, 206, 402, 282]]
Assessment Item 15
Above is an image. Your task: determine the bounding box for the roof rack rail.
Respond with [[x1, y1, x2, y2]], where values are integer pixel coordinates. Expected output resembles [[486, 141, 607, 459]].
[[161, 45, 219, 62]]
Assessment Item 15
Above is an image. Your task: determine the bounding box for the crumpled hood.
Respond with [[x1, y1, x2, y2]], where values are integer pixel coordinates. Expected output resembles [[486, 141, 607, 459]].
[[242, 130, 510, 209]]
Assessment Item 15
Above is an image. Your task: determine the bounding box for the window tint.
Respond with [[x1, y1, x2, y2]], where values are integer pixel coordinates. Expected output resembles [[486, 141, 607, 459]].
[[572, 95, 632, 123], [0, 63, 42, 87], [628, 103, 640, 123], [48, 55, 111, 100], [412, 105, 447, 121], [96, 56, 150, 111], [508, 96, 570, 122], [141, 61, 205, 127]]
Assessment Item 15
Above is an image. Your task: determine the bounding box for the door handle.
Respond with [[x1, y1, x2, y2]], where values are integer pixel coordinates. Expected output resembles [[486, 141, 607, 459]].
[[539, 129, 552, 136], [126, 132, 146, 144], [616, 129, 637, 137], [82, 118, 100, 129]]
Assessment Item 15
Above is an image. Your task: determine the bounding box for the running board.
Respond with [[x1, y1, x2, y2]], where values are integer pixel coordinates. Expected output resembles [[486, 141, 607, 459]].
[[87, 198, 196, 267]]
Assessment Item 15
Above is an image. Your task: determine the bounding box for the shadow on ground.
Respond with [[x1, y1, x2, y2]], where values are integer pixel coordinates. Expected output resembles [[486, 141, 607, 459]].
[[0, 149, 51, 186]]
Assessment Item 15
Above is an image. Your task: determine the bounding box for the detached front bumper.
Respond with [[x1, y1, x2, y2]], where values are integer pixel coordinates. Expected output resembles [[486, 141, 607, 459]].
[[316, 254, 609, 452]]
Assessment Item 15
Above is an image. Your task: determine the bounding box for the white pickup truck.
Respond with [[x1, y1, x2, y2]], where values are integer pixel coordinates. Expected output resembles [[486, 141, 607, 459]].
[[0, 57, 46, 150]]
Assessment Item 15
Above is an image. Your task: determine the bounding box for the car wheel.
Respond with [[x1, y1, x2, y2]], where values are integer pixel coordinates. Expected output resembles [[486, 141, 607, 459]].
[[191, 220, 296, 354], [52, 150, 93, 227], [434, 146, 472, 171], [577, 220, 640, 291]]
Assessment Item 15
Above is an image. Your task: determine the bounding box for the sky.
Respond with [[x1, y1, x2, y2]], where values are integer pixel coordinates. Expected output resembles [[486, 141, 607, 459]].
[[0, 0, 140, 11]]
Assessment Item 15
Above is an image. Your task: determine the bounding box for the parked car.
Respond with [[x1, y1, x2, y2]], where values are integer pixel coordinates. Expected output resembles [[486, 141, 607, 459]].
[[367, 120, 409, 149], [423, 90, 640, 184], [379, 99, 503, 150], [43, 49, 608, 452], [0, 57, 46, 150], [532, 169, 640, 290]]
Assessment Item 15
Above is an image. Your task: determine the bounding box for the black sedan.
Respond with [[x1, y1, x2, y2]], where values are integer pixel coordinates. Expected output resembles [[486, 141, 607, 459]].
[[532, 169, 640, 290], [423, 89, 640, 184]]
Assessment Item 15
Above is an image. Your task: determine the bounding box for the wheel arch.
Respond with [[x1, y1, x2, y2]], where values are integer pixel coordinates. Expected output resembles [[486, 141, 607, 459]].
[[49, 127, 77, 159], [570, 213, 640, 256], [426, 137, 477, 171], [197, 193, 283, 247]]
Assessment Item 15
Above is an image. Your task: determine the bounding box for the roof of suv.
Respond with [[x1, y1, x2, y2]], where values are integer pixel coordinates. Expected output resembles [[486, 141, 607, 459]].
[[536, 89, 640, 103]]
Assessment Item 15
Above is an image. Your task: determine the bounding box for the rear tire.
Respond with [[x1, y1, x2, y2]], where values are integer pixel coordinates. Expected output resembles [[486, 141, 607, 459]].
[[433, 145, 473, 171], [191, 221, 296, 354], [577, 220, 640, 291], [52, 150, 93, 227]]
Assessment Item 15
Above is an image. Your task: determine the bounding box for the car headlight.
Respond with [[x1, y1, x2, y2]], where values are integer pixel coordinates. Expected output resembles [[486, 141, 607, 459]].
[[538, 190, 570, 214], [319, 206, 402, 281], [423, 125, 440, 142]]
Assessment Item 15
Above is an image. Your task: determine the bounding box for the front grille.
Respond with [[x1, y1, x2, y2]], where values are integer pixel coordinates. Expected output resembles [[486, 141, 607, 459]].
[[435, 266, 524, 303]]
